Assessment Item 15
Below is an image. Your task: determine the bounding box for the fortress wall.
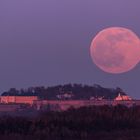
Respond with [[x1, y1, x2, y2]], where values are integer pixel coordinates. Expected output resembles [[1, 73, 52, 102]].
[[0, 96, 38, 105], [1, 96, 15, 103], [15, 96, 38, 104]]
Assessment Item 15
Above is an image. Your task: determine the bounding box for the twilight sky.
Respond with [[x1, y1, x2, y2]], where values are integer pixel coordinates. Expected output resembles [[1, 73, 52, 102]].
[[0, 0, 140, 98]]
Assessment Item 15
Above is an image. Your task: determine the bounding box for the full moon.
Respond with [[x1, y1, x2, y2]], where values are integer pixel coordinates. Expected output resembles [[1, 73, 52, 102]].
[[90, 27, 140, 74]]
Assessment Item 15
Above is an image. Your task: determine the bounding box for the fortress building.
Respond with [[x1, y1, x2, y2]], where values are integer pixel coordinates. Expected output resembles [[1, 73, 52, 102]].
[[115, 93, 132, 101], [0, 96, 38, 105]]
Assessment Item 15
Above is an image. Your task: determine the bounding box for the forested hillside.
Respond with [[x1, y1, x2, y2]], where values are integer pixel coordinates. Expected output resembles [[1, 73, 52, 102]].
[[1, 84, 126, 100], [0, 105, 140, 140]]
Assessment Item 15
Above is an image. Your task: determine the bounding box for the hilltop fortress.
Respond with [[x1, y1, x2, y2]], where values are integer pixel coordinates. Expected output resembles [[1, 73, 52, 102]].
[[0, 93, 139, 112], [0, 84, 138, 112]]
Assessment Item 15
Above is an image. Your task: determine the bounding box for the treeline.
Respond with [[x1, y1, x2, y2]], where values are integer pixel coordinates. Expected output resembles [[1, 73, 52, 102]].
[[1, 84, 125, 100], [0, 105, 140, 140]]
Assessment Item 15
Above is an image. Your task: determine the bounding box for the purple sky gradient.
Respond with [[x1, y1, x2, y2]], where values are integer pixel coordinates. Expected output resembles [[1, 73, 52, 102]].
[[0, 0, 140, 98]]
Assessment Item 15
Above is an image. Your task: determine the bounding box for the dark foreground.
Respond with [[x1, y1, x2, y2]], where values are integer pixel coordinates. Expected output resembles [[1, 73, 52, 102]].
[[0, 105, 140, 140]]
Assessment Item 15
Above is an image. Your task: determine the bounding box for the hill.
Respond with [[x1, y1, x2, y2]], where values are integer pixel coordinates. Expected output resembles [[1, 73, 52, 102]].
[[1, 84, 126, 100]]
